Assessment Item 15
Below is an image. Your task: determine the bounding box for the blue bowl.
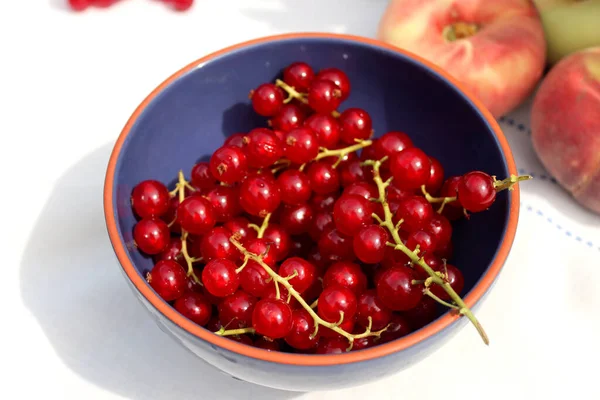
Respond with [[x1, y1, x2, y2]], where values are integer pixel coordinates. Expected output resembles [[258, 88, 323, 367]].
[[103, 33, 520, 392]]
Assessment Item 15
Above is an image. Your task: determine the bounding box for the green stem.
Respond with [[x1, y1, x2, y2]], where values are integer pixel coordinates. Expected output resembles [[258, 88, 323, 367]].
[[494, 174, 533, 191], [275, 79, 340, 118]]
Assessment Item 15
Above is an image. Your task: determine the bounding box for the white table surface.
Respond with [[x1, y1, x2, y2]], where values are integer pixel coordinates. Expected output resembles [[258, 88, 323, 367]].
[[2, 1, 599, 399]]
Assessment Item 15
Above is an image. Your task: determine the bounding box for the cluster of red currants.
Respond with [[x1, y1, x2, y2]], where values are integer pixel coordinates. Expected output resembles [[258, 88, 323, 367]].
[[68, 0, 193, 11], [129, 61, 527, 353]]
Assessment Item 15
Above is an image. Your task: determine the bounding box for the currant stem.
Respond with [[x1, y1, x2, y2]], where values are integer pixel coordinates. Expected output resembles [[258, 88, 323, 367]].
[[215, 327, 255, 337], [174, 170, 201, 285], [274, 79, 341, 118], [364, 158, 489, 345], [314, 140, 373, 168], [493, 174, 533, 191], [256, 213, 271, 239], [229, 238, 387, 349]]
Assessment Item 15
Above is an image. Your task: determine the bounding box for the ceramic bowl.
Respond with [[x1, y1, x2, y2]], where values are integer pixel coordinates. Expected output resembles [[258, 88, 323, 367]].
[[103, 33, 520, 392]]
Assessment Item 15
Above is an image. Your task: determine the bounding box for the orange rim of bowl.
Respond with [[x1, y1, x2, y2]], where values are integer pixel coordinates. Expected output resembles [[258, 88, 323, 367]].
[[103, 32, 519, 366]]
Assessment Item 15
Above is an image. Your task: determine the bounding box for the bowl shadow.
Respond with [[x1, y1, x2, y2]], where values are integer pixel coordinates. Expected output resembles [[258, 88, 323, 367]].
[[18, 143, 301, 400]]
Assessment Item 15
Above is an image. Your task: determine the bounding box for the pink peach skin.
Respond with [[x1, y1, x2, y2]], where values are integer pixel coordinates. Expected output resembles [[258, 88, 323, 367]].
[[531, 47, 600, 214], [377, 0, 547, 117]]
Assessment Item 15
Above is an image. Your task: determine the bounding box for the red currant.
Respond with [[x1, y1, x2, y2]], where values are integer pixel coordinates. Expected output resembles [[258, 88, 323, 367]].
[[279, 204, 313, 235], [270, 103, 306, 132], [190, 162, 217, 190], [315, 68, 351, 100], [379, 314, 412, 343], [161, 197, 181, 233], [279, 257, 317, 294], [318, 228, 354, 260], [154, 237, 184, 267], [284, 127, 319, 165], [309, 211, 334, 242], [315, 337, 348, 354], [239, 263, 271, 297], [205, 186, 242, 222], [338, 108, 372, 144], [406, 230, 437, 254], [306, 161, 340, 194], [285, 309, 320, 350], [401, 296, 437, 330], [224, 133, 247, 148], [251, 83, 284, 117], [174, 292, 212, 326], [309, 192, 338, 212], [252, 299, 293, 339], [307, 79, 342, 114], [218, 290, 257, 329], [424, 214, 452, 249], [200, 227, 238, 262], [395, 196, 434, 232], [263, 224, 292, 261], [283, 62, 314, 92], [239, 175, 281, 217], [276, 169, 312, 205], [376, 265, 423, 311], [209, 145, 248, 184], [319, 316, 356, 339], [245, 238, 277, 270], [430, 264, 464, 300], [373, 131, 413, 159], [352, 335, 376, 350], [133, 218, 170, 255], [323, 261, 367, 296], [131, 180, 170, 218], [223, 217, 257, 244], [440, 176, 462, 207], [353, 225, 389, 264], [244, 128, 283, 169], [333, 194, 373, 236], [254, 337, 281, 351], [425, 157, 445, 195], [201, 258, 239, 297], [356, 289, 392, 331], [147, 260, 188, 301], [318, 286, 357, 323], [176, 196, 216, 235], [458, 171, 496, 212], [389, 147, 431, 190], [343, 181, 378, 200], [413, 253, 444, 280], [304, 113, 340, 148], [339, 159, 366, 187]]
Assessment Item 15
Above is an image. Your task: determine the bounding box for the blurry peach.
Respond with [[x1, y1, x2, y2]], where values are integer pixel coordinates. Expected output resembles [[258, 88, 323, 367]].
[[531, 47, 600, 214], [377, 0, 547, 117]]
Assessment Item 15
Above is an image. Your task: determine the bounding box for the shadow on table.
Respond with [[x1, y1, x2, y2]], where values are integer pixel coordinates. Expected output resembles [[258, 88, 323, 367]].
[[19, 143, 300, 400], [239, 0, 388, 38]]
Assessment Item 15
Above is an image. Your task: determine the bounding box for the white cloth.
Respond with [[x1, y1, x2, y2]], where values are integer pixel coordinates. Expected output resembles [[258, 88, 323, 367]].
[[1, 1, 598, 399]]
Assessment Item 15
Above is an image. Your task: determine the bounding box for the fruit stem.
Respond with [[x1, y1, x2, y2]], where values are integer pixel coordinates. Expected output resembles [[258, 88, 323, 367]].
[[215, 326, 255, 337], [229, 238, 389, 350], [274, 79, 341, 118], [493, 174, 533, 192], [175, 170, 201, 285], [443, 22, 479, 42], [312, 139, 373, 169], [256, 213, 271, 239], [364, 158, 489, 345]]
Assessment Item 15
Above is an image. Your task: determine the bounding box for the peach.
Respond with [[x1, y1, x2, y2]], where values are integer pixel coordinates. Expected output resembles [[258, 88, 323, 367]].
[[377, 0, 547, 117], [531, 47, 600, 214]]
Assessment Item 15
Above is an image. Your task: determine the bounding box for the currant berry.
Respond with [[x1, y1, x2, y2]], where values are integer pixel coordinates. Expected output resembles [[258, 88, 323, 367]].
[[276, 169, 312, 205], [284, 127, 319, 165], [239, 175, 281, 217], [430, 264, 464, 300], [343, 181, 378, 200], [200, 227, 238, 262], [389, 147, 432, 190], [218, 290, 257, 329], [251, 83, 285, 117], [283, 62, 314, 92], [304, 113, 340, 148], [270, 103, 306, 132], [209, 145, 248, 184], [245, 238, 277, 270], [352, 335, 376, 350], [318, 285, 358, 323], [254, 337, 281, 351], [440, 176, 462, 206], [413, 252, 444, 280], [353, 225, 389, 264], [223, 216, 257, 244], [185, 268, 204, 294], [379, 314, 412, 343], [307, 79, 342, 114], [131, 180, 170, 218], [176, 196, 216, 235], [190, 162, 217, 190], [201, 258, 239, 297], [424, 214, 452, 249], [244, 128, 283, 169], [401, 296, 437, 330], [376, 265, 423, 311], [309, 211, 334, 241], [133, 218, 170, 255], [373, 131, 413, 159], [239, 263, 271, 297], [316, 68, 351, 100], [333, 194, 373, 236], [406, 230, 437, 254], [306, 161, 340, 194], [252, 299, 294, 339], [339, 160, 366, 187], [147, 260, 188, 301], [154, 237, 184, 267], [205, 186, 242, 222], [224, 133, 246, 148], [162, 197, 181, 233], [356, 289, 392, 331], [318, 228, 354, 260], [279, 257, 317, 294], [309, 192, 338, 212], [174, 292, 212, 326], [395, 196, 434, 232], [425, 157, 445, 195], [315, 337, 348, 354], [279, 204, 314, 235], [263, 224, 291, 261], [323, 261, 367, 296], [458, 171, 496, 212], [338, 108, 372, 144], [285, 309, 320, 350]]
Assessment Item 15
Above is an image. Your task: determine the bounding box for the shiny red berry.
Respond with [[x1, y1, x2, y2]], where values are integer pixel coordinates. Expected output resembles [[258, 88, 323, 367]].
[[154, 237, 184, 267], [279, 204, 314, 235], [224, 133, 247, 148], [390, 147, 432, 190], [304, 113, 340, 148], [223, 217, 257, 244], [284, 127, 319, 165], [218, 290, 257, 329], [424, 214, 452, 249], [133, 218, 170, 255], [276, 169, 312, 205], [190, 162, 217, 190], [323, 261, 367, 296], [315, 68, 351, 100], [205, 186, 242, 222], [315, 337, 348, 354], [239, 263, 271, 297], [458, 171, 496, 212], [200, 226, 238, 262], [245, 238, 277, 270], [309, 211, 334, 241], [147, 260, 188, 301], [430, 264, 464, 300], [376, 266, 423, 311], [209, 145, 248, 184], [263, 224, 292, 261], [279, 257, 317, 294], [201, 258, 239, 297], [333, 194, 373, 236], [306, 161, 340, 194], [353, 224, 389, 264], [379, 314, 412, 343], [338, 108, 372, 144], [373, 131, 413, 159], [176, 196, 216, 235], [244, 128, 283, 169], [283, 62, 314, 92], [340, 159, 366, 187], [131, 180, 170, 218], [401, 296, 437, 330], [309, 192, 338, 212], [318, 228, 354, 260], [318, 286, 358, 323], [395, 196, 434, 232], [252, 299, 293, 339], [356, 289, 392, 331], [285, 309, 320, 350], [307, 79, 342, 114], [174, 292, 212, 326], [239, 175, 281, 217], [425, 157, 445, 195], [251, 83, 285, 117], [270, 103, 306, 132]]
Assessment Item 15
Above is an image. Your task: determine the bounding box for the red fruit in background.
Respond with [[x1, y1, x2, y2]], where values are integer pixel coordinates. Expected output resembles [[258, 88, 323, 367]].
[[377, 0, 546, 117]]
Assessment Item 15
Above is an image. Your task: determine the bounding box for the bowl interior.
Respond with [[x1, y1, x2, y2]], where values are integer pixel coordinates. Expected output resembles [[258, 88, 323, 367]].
[[111, 36, 510, 326]]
